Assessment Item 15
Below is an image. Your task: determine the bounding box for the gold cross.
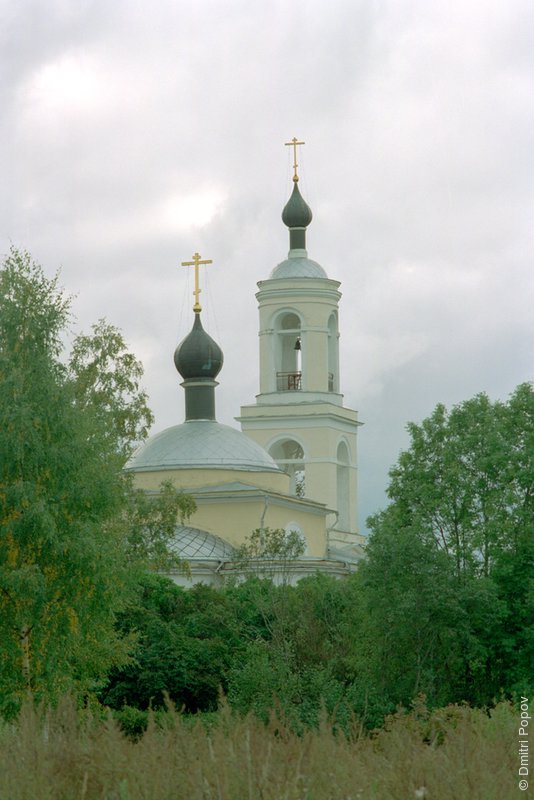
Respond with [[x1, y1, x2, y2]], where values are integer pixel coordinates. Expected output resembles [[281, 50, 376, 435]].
[[285, 137, 305, 182], [180, 252, 213, 313]]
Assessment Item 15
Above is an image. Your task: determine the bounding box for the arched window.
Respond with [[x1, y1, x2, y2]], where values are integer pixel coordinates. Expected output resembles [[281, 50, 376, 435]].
[[274, 312, 302, 391], [269, 438, 305, 497], [336, 440, 350, 530], [284, 522, 308, 556]]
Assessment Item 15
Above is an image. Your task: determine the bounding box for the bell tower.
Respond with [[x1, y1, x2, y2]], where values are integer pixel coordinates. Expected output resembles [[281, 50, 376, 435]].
[[239, 141, 362, 548]]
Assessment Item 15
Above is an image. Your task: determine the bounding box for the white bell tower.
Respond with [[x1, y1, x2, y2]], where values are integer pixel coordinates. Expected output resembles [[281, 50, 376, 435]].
[[239, 141, 362, 551]]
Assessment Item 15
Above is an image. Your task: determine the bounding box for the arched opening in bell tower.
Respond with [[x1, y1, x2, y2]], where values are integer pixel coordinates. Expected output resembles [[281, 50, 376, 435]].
[[274, 311, 302, 391], [269, 438, 306, 497], [336, 440, 350, 530]]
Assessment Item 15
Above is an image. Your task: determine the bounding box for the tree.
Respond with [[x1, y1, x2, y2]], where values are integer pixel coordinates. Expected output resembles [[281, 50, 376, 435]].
[[233, 527, 305, 584], [231, 528, 305, 683], [122, 478, 195, 572], [0, 248, 188, 716], [364, 384, 534, 706], [356, 508, 504, 707], [68, 319, 154, 461], [100, 574, 244, 713], [385, 386, 533, 579]]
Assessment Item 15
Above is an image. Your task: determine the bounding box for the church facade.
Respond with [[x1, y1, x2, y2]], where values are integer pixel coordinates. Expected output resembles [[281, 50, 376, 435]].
[[125, 145, 365, 585]]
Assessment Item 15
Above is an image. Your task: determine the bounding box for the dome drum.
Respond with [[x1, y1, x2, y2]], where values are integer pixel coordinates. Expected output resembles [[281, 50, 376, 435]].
[[288, 228, 306, 251], [182, 379, 218, 421]]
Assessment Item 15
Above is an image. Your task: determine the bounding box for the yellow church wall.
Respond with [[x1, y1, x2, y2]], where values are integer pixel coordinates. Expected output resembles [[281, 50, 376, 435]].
[[191, 498, 327, 558], [239, 405, 359, 534], [131, 466, 290, 495], [130, 466, 328, 558]]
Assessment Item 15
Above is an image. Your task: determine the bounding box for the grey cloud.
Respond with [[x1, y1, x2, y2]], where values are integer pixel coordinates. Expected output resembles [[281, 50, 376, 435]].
[[1, 0, 533, 533]]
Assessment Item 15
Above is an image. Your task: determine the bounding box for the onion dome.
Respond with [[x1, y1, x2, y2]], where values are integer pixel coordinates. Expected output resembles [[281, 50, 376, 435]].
[[270, 174, 327, 279], [282, 182, 313, 229], [174, 313, 223, 380], [280, 180, 315, 258]]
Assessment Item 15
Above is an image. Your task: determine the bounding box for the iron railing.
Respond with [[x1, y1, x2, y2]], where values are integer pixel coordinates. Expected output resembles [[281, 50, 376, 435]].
[[276, 371, 302, 391], [276, 372, 335, 391]]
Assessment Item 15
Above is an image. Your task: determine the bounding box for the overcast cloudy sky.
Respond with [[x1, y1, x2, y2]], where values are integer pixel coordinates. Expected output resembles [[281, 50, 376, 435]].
[[1, 0, 533, 532]]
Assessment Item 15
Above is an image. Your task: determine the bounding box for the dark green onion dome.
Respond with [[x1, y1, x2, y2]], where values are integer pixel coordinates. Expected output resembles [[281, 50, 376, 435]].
[[174, 313, 223, 380], [282, 182, 313, 229]]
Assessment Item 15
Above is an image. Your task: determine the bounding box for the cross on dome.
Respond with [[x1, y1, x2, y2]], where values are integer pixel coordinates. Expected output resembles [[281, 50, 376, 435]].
[[180, 252, 213, 313], [284, 137, 305, 182]]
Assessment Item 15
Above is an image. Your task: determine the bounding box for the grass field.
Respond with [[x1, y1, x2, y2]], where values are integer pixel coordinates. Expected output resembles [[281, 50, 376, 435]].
[[0, 698, 519, 799]]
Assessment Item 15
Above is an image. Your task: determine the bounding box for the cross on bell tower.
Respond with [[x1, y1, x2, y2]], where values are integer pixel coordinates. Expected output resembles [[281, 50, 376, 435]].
[[180, 252, 213, 313], [285, 137, 305, 182]]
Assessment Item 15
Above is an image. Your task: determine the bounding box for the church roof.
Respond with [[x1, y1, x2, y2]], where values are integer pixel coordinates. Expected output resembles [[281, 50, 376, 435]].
[[282, 181, 313, 228], [125, 420, 281, 473], [172, 525, 234, 560], [270, 255, 327, 279], [174, 312, 223, 380]]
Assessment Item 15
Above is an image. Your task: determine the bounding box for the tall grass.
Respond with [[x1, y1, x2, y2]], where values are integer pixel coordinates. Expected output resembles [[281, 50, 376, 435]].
[[0, 697, 517, 799]]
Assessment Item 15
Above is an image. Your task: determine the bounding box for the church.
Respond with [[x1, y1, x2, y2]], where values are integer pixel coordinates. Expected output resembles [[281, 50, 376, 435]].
[[125, 141, 365, 585]]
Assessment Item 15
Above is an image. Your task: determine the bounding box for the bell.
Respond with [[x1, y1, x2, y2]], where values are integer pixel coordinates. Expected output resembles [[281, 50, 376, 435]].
[[294, 337, 301, 351]]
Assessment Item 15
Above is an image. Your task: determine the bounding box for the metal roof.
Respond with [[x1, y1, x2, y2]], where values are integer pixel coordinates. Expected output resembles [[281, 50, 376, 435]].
[[125, 420, 281, 473], [270, 256, 327, 279], [172, 525, 234, 560]]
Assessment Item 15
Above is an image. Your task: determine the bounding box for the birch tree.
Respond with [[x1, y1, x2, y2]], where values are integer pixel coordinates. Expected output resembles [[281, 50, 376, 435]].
[[0, 249, 191, 716]]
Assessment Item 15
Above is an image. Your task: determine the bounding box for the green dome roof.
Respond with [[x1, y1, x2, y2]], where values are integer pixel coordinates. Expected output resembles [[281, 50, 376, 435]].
[[174, 313, 223, 380], [282, 183, 313, 229]]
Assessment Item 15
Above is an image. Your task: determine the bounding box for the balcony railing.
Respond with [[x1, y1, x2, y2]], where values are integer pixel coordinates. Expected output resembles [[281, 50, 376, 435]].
[[277, 371, 302, 391], [276, 372, 335, 392]]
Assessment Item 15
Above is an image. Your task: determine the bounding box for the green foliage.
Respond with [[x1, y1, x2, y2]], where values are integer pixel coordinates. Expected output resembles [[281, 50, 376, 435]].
[[385, 385, 534, 579], [234, 526, 305, 562], [113, 705, 149, 740], [225, 573, 392, 731], [100, 575, 244, 713], [365, 384, 534, 707], [0, 249, 133, 713], [233, 526, 305, 584], [0, 249, 192, 717], [354, 512, 505, 708], [122, 479, 195, 572], [101, 571, 389, 731], [68, 319, 154, 460]]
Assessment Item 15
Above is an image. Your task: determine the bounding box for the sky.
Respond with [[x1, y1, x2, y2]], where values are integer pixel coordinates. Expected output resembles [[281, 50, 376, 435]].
[[1, 0, 533, 533]]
